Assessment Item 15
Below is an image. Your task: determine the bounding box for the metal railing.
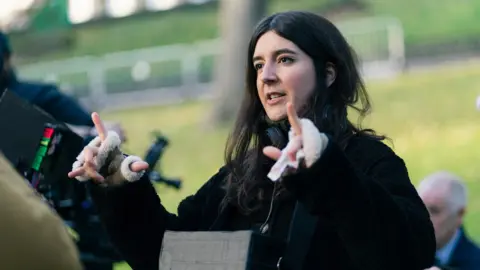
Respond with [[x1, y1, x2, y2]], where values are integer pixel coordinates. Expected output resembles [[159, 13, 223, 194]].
[[17, 16, 405, 112]]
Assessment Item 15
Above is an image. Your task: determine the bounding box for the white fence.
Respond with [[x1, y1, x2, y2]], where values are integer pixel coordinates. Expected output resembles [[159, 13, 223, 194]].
[[17, 16, 405, 112]]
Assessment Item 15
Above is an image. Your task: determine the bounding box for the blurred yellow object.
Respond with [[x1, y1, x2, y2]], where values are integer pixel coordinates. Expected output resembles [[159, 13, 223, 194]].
[[0, 152, 83, 270], [67, 226, 80, 241]]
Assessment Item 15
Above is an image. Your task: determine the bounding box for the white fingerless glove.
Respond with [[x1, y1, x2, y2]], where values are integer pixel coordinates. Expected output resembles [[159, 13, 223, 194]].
[[289, 118, 329, 167], [72, 131, 145, 184], [268, 118, 329, 181]]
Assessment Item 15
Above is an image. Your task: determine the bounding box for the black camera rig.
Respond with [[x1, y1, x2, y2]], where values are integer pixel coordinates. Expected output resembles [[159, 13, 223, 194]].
[[143, 131, 182, 190]]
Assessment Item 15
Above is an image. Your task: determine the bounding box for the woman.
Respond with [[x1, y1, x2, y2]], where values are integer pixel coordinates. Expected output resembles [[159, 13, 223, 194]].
[[69, 11, 436, 270]]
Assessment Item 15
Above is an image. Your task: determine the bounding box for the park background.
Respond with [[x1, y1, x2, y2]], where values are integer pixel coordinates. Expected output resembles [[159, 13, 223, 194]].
[[2, 1, 480, 269]]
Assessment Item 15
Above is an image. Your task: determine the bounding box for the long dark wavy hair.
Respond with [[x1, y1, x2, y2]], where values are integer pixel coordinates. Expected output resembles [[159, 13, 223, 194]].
[[222, 11, 384, 214]]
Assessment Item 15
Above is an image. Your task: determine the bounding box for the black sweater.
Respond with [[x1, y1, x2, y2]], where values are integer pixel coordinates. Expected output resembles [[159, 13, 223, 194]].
[[89, 135, 436, 270]]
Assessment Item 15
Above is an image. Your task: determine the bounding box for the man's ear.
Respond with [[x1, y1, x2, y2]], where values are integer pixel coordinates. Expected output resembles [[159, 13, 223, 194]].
[[457, 207, 466, 226], [325, 62, 336, 88]]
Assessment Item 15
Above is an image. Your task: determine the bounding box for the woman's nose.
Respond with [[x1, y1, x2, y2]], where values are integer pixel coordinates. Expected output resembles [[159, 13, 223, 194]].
[[261, 64, 277, 84]]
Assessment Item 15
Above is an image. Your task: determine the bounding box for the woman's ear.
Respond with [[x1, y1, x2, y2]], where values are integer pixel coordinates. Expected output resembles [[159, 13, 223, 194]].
[[325, 62, 336, 88]]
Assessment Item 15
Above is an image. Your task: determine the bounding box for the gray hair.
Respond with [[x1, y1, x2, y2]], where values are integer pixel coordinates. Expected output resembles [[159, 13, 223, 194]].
[[417, 171, 467, 213]]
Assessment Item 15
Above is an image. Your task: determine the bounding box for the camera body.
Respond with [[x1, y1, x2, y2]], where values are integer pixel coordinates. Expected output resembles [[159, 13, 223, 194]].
[[26, 123, 119, 270], [1, 89, 183, 269], [0, 91, 119, 270]]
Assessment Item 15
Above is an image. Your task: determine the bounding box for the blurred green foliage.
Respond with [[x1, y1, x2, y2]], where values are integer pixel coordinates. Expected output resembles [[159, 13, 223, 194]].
[[11, 0, 480, 63]]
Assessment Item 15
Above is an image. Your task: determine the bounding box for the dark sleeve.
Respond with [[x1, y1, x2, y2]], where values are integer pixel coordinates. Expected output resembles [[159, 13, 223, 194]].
[[88, 167, 227, 270], [33, 85, 94, 126], [282, 139, 436, 270]]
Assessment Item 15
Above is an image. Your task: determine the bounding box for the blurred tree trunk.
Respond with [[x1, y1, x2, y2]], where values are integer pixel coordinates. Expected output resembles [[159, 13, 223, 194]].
[[209, 0, 266, 126]]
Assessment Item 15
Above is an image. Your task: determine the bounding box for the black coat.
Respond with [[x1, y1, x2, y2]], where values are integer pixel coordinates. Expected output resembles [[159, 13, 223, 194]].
[[440, 227, 480, 270], [89, 135, 436, 270], [7, 73, 94, 127]]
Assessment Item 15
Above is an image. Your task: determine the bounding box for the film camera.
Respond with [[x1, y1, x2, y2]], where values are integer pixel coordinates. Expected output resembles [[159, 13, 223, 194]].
[[0, 90, 182, 270]]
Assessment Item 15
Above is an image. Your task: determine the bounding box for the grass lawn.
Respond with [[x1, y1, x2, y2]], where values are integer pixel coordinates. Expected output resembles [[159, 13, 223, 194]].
[[104, 61, 480, 269], [363, 0, 480, 46]]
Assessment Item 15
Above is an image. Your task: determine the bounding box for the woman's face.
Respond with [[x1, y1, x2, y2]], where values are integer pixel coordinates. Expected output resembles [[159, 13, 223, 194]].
[[253, 31, 316, 122]]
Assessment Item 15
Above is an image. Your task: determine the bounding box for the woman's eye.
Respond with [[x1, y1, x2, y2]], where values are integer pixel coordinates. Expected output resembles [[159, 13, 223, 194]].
[[279, 57, 294, 64], [254, 63, 264, 70]]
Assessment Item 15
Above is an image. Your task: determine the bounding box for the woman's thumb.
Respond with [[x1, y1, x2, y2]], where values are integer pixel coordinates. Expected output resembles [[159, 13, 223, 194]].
[[130, 161, 149, 172]]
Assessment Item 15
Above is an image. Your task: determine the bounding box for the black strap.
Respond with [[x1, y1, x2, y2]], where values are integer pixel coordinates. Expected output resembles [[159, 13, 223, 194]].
[[280, 201, 318, 270]]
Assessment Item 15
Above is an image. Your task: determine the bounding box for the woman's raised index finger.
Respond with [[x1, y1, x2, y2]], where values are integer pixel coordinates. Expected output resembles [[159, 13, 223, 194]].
[[92, 112, 107, 141], [286, 102, 302, 136]]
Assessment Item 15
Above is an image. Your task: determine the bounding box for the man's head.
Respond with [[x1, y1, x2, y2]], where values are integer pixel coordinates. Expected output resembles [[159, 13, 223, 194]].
[[417, 171, 467, 249]]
